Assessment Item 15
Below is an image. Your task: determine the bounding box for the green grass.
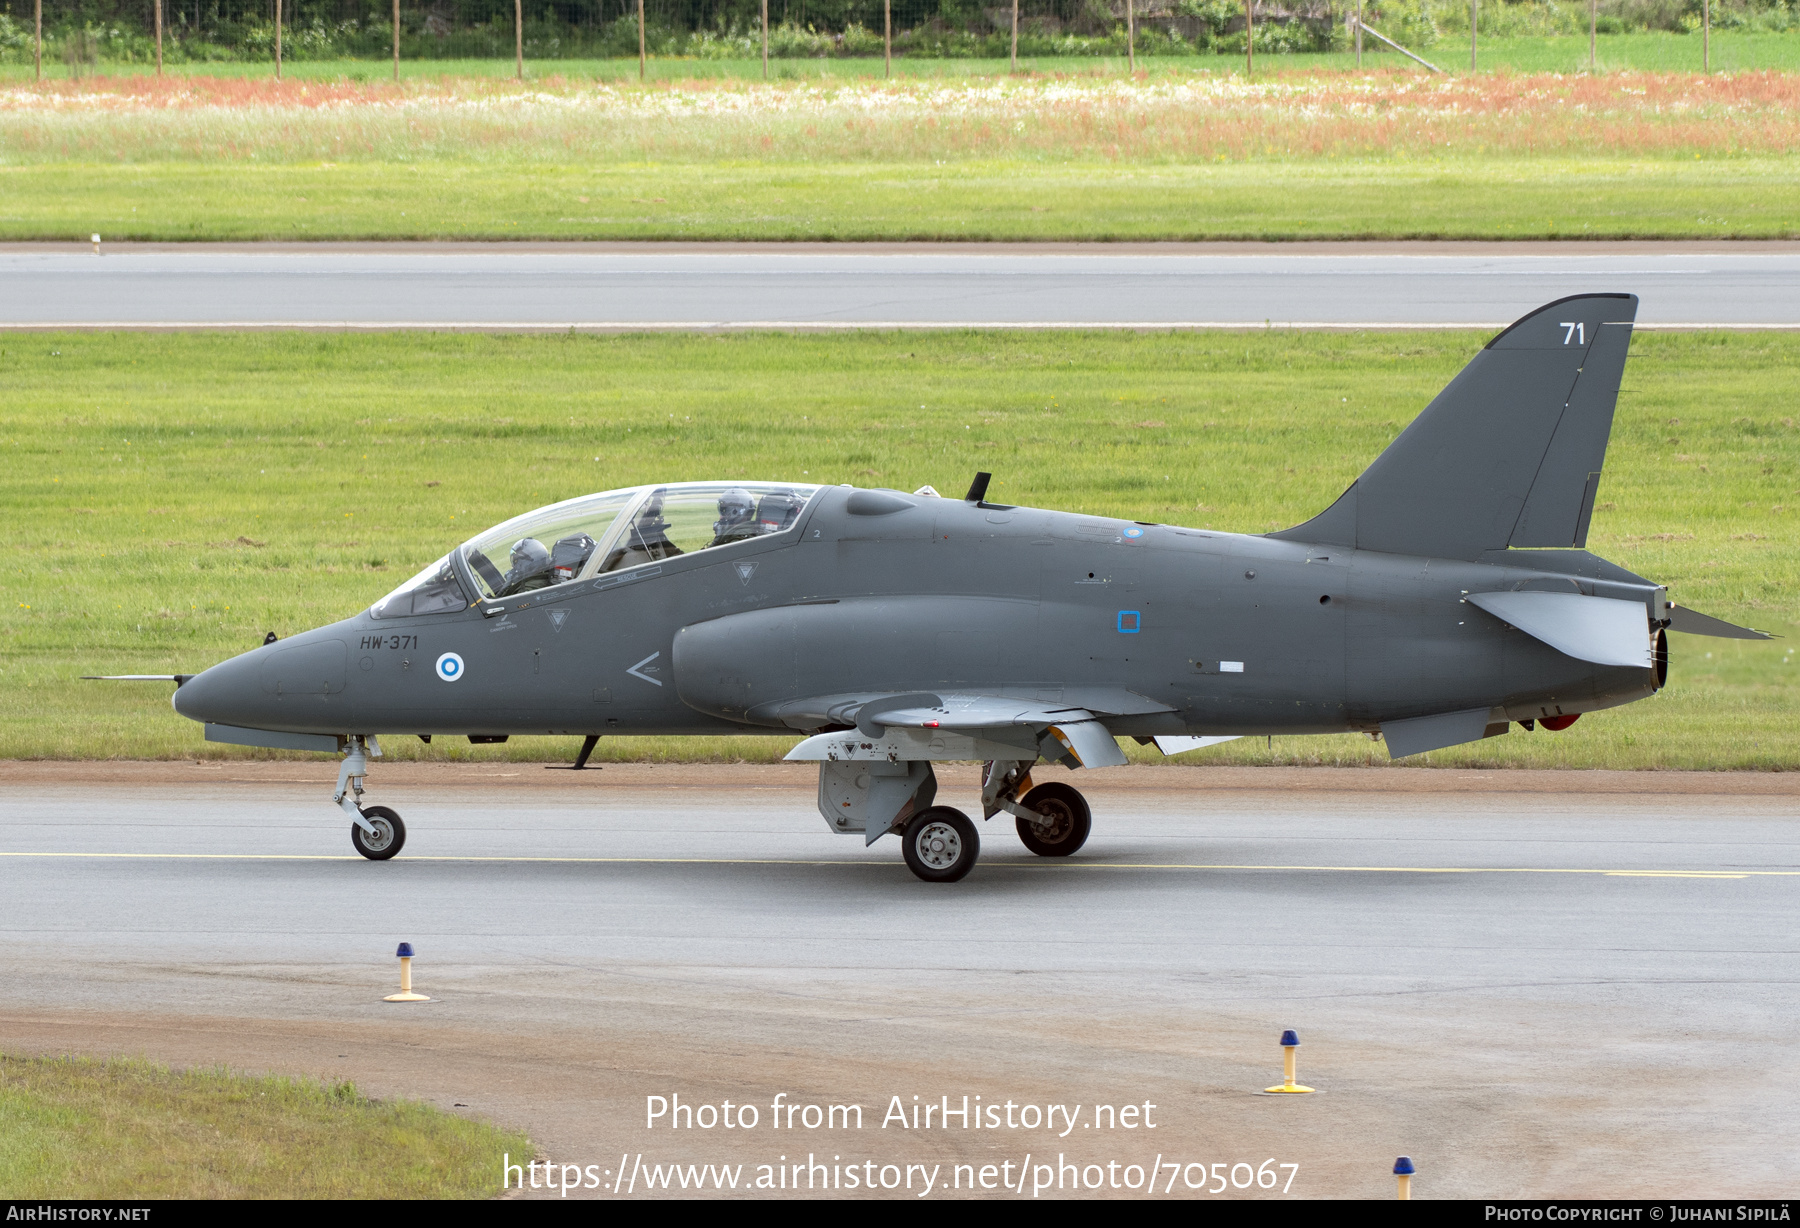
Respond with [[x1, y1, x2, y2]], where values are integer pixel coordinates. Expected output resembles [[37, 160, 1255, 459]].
[[6, 43, 1799, 240], [0, 1053, 530, 1198], [10, 158, 1800, 241], [0, 328, 1791, 768], [4, 32, 1799, 80]]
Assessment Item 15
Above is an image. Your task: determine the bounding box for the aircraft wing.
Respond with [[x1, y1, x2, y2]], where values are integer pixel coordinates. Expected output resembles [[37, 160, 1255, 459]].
[[779, 689, 1168, 768], [863, 695, 1094, 733], [758, 688, 1171, 731]]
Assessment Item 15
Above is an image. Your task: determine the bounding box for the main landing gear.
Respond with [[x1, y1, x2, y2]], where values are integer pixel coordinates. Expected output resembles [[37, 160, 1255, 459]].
[[900, 778, 1090, 883], [901, 807, 981, 883], [336, 735, 407, 861], [1013, 781, 1092, 858], [980, 760, 1092, 861], [803, 751, 1103, 884]]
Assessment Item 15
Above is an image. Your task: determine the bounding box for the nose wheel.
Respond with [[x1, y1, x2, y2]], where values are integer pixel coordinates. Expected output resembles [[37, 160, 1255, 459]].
[[1015, 782, 1091, 857], [350, 805, 406, 860], [334, 736, 406, 861], [902, 807, 979, 883]]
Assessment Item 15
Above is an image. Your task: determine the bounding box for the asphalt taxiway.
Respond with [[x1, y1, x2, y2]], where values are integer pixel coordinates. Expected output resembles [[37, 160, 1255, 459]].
[[4, 242, 1800, 329], [3, 762, 1796, 1199]]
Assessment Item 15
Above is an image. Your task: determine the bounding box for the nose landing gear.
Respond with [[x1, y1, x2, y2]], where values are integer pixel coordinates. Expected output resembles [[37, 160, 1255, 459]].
[[335, 735, 406, 860], [351, 805, 406, 860]]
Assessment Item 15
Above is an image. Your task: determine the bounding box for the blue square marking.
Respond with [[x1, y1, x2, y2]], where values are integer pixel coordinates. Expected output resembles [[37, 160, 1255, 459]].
[[1117, 610, 1141, 634]]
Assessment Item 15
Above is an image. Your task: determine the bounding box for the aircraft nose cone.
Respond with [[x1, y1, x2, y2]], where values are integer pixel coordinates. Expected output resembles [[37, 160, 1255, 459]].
[[172, 650, 264, 727]]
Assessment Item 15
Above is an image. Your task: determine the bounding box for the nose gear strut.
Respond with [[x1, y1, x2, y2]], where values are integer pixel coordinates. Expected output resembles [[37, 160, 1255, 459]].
[[334, 735, 407, 859]]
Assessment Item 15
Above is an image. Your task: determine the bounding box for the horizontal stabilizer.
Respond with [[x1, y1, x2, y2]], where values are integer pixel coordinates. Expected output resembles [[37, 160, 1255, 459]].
[[1466, 591, 1651, 669], [1667, 605, 1774, 640], [1153, 735, 1242, 755], [1382, 708, 1499, 759]]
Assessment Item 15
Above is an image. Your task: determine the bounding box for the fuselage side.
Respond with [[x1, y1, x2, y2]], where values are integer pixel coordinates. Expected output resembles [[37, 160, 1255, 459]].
[[172, 486, 1661, 740]]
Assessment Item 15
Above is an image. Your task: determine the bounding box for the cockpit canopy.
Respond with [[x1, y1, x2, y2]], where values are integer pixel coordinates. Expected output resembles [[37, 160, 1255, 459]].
[[370, 481, 822, 619]]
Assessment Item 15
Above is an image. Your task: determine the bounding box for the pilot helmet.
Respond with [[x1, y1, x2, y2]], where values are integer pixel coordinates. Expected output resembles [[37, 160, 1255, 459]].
[[549, 533, 596, 584], [715, 488, 756, 532], [756, 491, 799, 532], [506, 537, 551, 582]]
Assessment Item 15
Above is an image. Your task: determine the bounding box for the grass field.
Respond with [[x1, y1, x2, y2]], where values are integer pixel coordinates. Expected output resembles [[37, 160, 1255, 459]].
[[0, 1053, 529, 1198], [3, 64, 1799, 239], [10, 158, 1798, 241], [0, 328, 1790, 769]]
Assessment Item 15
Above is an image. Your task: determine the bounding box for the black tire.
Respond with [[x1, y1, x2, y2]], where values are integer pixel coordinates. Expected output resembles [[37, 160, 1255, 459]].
[[351, 805, 405, 860], [901, 807, 979, 883], [1015, 782, 1091, 857]]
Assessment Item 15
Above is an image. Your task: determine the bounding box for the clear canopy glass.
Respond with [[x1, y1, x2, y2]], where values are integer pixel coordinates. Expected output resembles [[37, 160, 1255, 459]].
[[369, 481, 820, 617], [369, 555, 468, 620]]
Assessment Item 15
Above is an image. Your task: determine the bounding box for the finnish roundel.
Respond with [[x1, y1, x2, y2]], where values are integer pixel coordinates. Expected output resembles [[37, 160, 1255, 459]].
[[435, 652, 465, 683]]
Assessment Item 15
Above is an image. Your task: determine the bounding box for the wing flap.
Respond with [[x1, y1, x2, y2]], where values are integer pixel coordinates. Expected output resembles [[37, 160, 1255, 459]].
[[1044, 719, 1130, 768]]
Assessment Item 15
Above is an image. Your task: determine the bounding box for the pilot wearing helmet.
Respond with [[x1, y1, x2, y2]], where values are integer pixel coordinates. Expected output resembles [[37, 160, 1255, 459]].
[[710, 488, 761, 548], [499, 537, 552, 595]]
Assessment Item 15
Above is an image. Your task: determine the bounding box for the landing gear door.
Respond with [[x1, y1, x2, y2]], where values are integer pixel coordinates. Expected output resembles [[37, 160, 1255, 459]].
[[816, 760, 938, 844]]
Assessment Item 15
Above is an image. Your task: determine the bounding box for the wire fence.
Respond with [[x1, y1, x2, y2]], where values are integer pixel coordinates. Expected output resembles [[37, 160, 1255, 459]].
[[0, 0, 1783, 67], [0, 0, 1351, 64]]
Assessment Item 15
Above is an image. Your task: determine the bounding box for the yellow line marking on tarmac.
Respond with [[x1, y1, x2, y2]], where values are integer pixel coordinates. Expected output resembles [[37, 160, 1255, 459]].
[[0, 852, 1789, 878], [1602, 870, 1750, 879]]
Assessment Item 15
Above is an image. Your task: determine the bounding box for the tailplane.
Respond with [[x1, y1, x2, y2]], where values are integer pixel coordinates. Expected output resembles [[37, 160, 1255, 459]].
[[1271, 294, 1638, 559]]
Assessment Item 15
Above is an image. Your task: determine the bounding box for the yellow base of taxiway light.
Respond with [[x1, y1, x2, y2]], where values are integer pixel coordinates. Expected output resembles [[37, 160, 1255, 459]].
[[384, 992, 432, 1002], [1261, 1083, 1316, 1094]]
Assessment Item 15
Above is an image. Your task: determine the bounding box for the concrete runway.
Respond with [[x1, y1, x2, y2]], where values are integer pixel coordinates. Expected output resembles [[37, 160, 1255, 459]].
[[4, 242, 1800, 330], [3, 762, 1797, 1199]]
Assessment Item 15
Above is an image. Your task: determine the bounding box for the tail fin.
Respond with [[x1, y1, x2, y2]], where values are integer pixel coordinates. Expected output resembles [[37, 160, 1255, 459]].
[[1272, 294, 1638, 560]]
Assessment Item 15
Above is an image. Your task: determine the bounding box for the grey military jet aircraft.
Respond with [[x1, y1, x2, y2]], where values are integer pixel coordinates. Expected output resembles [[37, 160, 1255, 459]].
[[111, 294, 1771, 882]]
